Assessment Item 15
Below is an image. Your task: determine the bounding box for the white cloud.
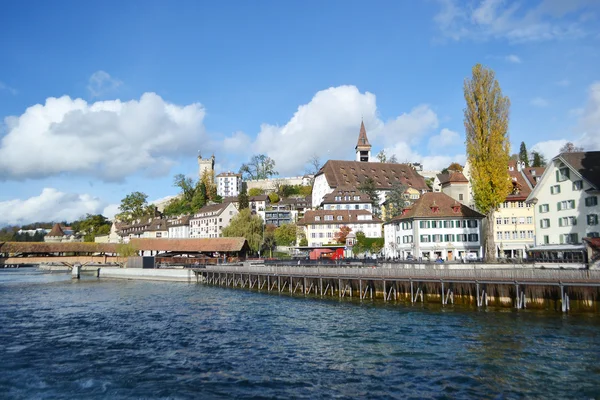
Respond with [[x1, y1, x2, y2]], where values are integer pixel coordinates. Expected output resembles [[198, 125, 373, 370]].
[[0, 92, 207, 181], [531, 97, 550, 107], [505, 54, 522, 63], [228, 85, 442, 176], [0, 81, 18, 95], [577, 81, 600, 150], [87, 70, 122, 98], [434, 0, 598, 42], [531, 139, 568, 160], [0, 188, 106, 226], [428, 128, 461, 151]]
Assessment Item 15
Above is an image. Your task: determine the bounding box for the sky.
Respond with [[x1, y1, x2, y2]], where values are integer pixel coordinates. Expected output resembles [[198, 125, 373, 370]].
[[1, 0, 599, 226]]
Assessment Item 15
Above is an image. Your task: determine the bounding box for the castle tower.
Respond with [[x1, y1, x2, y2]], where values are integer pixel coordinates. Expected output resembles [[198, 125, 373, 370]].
[[198, 153, 215, 179], [355, 121, 371, 162]]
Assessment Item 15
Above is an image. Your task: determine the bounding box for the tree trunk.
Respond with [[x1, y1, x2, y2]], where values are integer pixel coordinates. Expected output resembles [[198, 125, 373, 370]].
[[484, 212, 496, 262]]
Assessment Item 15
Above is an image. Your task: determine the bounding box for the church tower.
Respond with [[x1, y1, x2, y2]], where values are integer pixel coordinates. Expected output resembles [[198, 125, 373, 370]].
[[355, 121, 371, 162], [198, 152, 215, 179]]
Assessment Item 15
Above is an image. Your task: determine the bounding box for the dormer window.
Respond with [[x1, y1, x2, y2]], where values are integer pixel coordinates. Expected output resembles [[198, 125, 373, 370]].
[[509, 166, 514, 171], [315, 216, 321, 221], [452, 206, 460, 213], [431, 206, 439, 213], [337, 216, 343, 221]]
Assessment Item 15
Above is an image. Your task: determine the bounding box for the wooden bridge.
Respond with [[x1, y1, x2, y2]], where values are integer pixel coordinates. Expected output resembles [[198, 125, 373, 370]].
[[194, 264, 600, 312]]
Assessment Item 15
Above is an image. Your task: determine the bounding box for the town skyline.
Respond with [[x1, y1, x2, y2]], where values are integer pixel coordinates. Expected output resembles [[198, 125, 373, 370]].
[[1, 0, 599, 226]]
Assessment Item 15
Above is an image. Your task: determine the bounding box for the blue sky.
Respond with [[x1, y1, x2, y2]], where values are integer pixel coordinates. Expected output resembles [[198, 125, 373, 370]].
[[1, 0, 599, 226]]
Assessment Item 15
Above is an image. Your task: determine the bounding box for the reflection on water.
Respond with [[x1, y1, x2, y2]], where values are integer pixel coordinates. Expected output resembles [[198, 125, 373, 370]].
[[0, 269, 599, 399]]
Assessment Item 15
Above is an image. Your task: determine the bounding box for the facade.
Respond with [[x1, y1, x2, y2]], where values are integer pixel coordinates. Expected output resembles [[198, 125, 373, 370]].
[[298, 209, 382, 247], [526, 151, 600, 246], [94, 222, 123, 243], [383, 192, 485, 261], [245, 175, 313, 191], [249, 195, 269, 220], [322, 187, 372, 211], [216, 172, 242, 198], [44, 223, 82, 243], [438, 171, 469, 203], [198, 153, 215, 179], [279, 196, 312, 220], [143, 218, 169, 239], [265, 204, 294, 227], [190, 202, 239, 239], [167, 215, 191, 239]]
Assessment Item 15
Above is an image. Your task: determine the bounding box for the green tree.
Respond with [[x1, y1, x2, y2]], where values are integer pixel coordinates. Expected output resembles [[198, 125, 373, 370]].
[[261, 224, 277, 258], [531, 151, 546, 167], [239, 154, 278, 180], [464, 63, 512, 262], [274, 223, 297, 246], [358, 177, 380, 217], [117, 192, 154, 222], [299, 235, 308, 247], [376, 149, 387, 163], [248, 188, 264, 197], [74, 214, 112, 242], [371, 241, 382, 254], [268, 192, 280, 203], [238, 182, 249, 210], [117, 243, 138, 258], [191, 181, 207, 211], [221, 208, 264, 253], [519, 142, 529, 167], [173, 174, 195, 202], [385, 181, 409, 221]]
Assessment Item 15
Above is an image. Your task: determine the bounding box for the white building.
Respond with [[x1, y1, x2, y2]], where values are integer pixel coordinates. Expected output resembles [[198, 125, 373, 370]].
[[190, 202, 239, 239], [167, 215, 191, 239], [298, 209, 382, 247], [321, 187, 372, 211], [216, 172, 242, 198], [526, 151, 600, 246], [383, 192, 485, 261]]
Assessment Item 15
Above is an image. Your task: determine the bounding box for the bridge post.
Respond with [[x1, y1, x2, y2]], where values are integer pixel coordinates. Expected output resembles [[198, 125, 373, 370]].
[[71, 264, 81, 279]]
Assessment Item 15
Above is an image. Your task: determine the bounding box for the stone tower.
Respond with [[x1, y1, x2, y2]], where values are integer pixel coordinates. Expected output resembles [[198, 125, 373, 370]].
[[198, 152, 215, 179], [355, 121, 371, 162]]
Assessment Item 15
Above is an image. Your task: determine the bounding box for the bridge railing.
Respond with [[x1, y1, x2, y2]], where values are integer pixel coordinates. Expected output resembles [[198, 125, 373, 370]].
[[202, 264, 599, 282]]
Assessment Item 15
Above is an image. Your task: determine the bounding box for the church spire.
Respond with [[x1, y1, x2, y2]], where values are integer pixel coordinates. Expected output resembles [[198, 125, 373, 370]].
[[355, 120, 371, 162]]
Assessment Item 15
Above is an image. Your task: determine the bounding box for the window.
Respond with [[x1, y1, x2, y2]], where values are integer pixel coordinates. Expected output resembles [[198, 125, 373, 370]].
[[468, 233, 478, 242], [527, 217, 532, 224], [326, 232, 333, 238], [503, 217, 510, 224], [558, 216, 577, 227], [420, 235, 431, 243], [467, 220, 478, 228], [431, 221, 440, 229], [557, 200, 575, 211], [324, 215, 333, 221], [511, 217, 517, 224], [444, 234, 455, 242], [556, 167, 570, 182], [540, 219, 550, 228], [539, 204, 549, 213], [587, 214, 599, 225], [396, 237, 402, 244], [443, 221, 454, 228], [543, 235, 549, 244], [459, 194, 464, 200], [519, 231, 525, 239], [315, 216, 321, 221], [395, 224, 401, 231], [504, 232, 510, 239], [585, 196, 598, 207], [573, 180, 583, 191], [354, 196, 360, 201], [496, 218, 502, 225], [497, 232, 502, 240], [560, 233, 578, 244], [527, 230, 534, 238], [432, 234, 442, 242], [550, 185, 561, 195], [519, 217, 525, 224], [589, 232, 600, 238], [518, 202, 524, 208], [512, 231, 517, 239], [403, 235, 413, 243], [419, 221, 430, 229], [337, 216, 343, 221], [457, 234, 467, 241]]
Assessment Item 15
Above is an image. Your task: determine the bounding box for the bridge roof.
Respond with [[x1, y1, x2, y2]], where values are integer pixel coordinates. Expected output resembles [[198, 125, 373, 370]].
[[129, 238, 249, 253], [0, 242, 119, 254]]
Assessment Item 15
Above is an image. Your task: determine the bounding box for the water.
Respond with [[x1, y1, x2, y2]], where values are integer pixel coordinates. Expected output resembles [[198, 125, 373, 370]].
[[1, 269, 599, 399]]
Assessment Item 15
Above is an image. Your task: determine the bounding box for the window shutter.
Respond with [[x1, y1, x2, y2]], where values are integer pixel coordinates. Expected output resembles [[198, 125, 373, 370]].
[[556, 170, 559, 182], [557, 202, 561, 211], [570, 200, 575, 209], [572, 217, 577, 226]]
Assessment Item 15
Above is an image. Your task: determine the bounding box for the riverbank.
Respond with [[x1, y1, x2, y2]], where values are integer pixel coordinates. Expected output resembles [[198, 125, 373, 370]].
[[98, 267, 200, 283]]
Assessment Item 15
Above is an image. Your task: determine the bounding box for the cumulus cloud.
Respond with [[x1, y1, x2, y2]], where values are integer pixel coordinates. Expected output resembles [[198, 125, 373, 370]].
[[434, 0, 598, 42], [428, 128, 461, 151], [0, 92, 207, 181], [531, 139, 568, 160], [531, 97, 550, 107], [224, 85, 445, 176], [87, 70, 122, 98], [0, 188, 106, 226]]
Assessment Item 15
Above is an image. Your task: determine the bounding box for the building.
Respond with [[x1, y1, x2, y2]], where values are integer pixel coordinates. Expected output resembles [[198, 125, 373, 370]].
[[383, 192, 485, 261], [143, 218, 169, 239], [526, 151, 600, 247], [216, 172, 242, 198], [438, 171, 470, 203], [44, 223, 82, 243], [198, 153, 215, 179], [279, 196, 312, 220], [298, 209, 382, 247], [249, 195, 269, 220], [167, 215, 191, 239], [265, 204, 294, 227], [245, 175, 314, 192], [190, 202, 239, 239], [321, 187, 372, 211]]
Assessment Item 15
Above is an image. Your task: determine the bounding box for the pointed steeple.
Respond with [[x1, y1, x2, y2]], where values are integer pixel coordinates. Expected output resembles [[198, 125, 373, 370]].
[[355, 120, 371, 162]]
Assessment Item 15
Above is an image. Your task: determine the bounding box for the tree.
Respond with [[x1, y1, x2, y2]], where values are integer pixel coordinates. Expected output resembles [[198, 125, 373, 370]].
[[268, 192, 280, 203], [371, 241, 382, 255], [385, 181, 409, 221], [191, 182, 207, 211], [239, 154, 278, 180], [358, 177, 380, 217], [519, 142, 529, 167], [274, 223, 297, 246], [261, 224, 277, 258], [117, 243, 138, 258], [334, 226, 352, 244], [376, 149, 387, 163], [117, 192, 154, 222], [559, 142, 584, 153], [388, 154, 398, 163], [73, 214, 111, 242], [238, 182, 249, 210], [200, 169, 218, 201], [447, 162, 463, 172], [306, 154, 322, 175], [531, 151, 546, 167], [221, 208, 264, 253], [509, 154, 519, 161], [173, 174, 195, 202], [464, 63, 511, 262], [248, 188, 264, 197]]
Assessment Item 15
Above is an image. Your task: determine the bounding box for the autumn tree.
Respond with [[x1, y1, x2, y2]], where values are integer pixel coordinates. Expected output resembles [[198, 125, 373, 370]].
[[559, 142, 584, 153], [248, 188, 264, 197], [334, 226, 352, 244], [221, 208, 264, 254], [239, 154, 278, 180], [464, 63, 512, 262], [531, 151, 546, 167], [519, 142, 529, 167]]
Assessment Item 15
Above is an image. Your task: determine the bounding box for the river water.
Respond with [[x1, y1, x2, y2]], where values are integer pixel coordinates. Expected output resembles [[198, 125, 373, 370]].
[[1, 269, 599, 399]]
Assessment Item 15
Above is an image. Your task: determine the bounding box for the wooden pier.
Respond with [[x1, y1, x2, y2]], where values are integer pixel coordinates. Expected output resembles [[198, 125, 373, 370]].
[[194, 264, 600, 312]]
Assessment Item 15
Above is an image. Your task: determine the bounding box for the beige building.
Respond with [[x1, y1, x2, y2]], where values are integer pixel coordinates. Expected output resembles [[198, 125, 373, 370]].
[[298, 209, 382, 247], [190, 202, 239, 239]]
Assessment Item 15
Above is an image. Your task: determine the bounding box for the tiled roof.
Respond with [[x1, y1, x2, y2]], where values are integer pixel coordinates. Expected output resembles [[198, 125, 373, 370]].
[[322, 187, 370, 204], [437, 171, 468, 185], [129, 238, 248, 252], [316, 160, 428, 191], [249, 195, 269, 201], [298, 209, 381, 226], [583, 237, 600, 251], [0, 242, 119, 254], [192, 203, 230, 218], [387, 192, 484, 222], [355, 121, 370, 148], [507, 160, 532, 201], [167, 215, 191, 227], [216, 172, 242, 178], [146, 218, 168, 232], [522, 166, 545, 187], [47, 223, 65, 237], [559, 151, 600, 189]]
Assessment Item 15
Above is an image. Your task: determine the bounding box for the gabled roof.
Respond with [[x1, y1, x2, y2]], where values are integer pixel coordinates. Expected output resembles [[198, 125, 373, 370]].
[[129, 238, 248, 253], [355, 121, 370, 149], [437, 171, 468, 185], [47, 223, 65, 237], [387, 192, 484, 223], [0, 242, 118, 254], [192, 202, 232, 218], [559, 151, 600, 189], [322, 186, 370, 204], [507, 160, 532, 201], [167, 215, 191, 227], [522, 166, 545, 188], [249, 195, 269, 202], [316, 160, 429, 191], [298, 209, 381, 226]]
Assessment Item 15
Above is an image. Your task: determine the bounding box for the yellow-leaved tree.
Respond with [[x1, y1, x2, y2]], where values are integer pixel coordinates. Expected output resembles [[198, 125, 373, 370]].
[[464, 64, 512, 262]]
